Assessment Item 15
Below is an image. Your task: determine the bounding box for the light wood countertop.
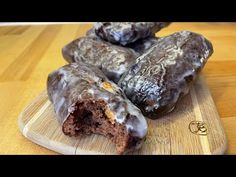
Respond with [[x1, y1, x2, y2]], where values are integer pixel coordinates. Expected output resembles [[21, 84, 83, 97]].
[[0, 23, 235, 154]]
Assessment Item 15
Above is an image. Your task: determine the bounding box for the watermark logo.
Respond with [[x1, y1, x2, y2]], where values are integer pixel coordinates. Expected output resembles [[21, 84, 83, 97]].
[[189, 121, 208, 135]]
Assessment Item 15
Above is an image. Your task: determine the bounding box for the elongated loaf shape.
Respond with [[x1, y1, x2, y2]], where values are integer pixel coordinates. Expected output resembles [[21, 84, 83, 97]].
[[47, 62, 147, 154], [62, 37, 138, 83], [118, 31, 213, 118]]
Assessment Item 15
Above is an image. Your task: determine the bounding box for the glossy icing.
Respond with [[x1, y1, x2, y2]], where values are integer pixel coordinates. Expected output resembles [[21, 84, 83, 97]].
[[47, 62, 148, 139], [118, 31, 214, 118], [126, 36, 160, 55], [62, 37, 139, 83], [86, 27, 160, 55], [94, 22, 170, 45]]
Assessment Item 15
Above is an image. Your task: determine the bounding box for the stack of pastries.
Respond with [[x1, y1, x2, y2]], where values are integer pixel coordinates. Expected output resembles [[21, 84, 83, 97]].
[[47, 22, 213, 154]]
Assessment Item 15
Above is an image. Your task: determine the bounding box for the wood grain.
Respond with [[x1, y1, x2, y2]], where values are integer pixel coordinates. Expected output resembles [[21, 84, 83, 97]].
[[18, 76, 227, 154], [0, 23, 235, 154]]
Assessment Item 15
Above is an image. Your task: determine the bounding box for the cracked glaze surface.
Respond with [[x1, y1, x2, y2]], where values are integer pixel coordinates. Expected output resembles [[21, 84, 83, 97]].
[[94, 22, 170, 45], [62, 37, 138, 83], [118, 31, 214, 118], [47, 62, 148, 139]]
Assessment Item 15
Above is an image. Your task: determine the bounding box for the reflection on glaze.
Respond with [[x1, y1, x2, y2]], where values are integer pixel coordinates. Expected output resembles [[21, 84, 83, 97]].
[[94, 22, 170, 45], [47, 62, 147, 139], [62, 37, 138, 83], [118, 31, 214, 118]]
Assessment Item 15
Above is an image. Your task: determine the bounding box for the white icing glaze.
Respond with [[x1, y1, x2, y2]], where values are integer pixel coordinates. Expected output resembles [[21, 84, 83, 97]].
[[64, 37, 138, 83], [48, 63, 148, 139], [55, 97, 65, 115], [119, 30, 213, 116], [125, 99, 148, 137], [94, 22, 168, 45]]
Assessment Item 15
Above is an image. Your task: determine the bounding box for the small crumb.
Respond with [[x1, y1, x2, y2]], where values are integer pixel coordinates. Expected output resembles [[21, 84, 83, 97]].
[[102, 82, 114, 93], [105, 109, 116, 124]]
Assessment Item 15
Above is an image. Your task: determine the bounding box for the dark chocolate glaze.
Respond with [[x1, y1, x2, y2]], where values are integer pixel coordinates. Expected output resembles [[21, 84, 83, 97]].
[[47, 62, 147, 151], [86, 27, 101, 40], [62, 37, 139, 83], [94, 22, 170, 45], [126, 36, 160, 55], [86, 27, 160, 55], [118, 31, 213, 118]]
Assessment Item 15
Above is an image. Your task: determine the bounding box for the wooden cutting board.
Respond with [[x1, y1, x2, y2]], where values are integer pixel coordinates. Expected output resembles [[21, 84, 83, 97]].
[[18, 75, 227, 154]]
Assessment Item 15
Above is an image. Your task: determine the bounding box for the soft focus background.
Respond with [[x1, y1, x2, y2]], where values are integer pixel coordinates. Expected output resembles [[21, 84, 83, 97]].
[[0, 22, 235, 154]]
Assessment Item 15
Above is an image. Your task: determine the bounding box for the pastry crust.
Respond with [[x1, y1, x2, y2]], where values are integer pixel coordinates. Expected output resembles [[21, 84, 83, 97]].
[[62, 37, 138, 83], [118, 31, 214, 118], [47, 62, 147, 154], [94, 22, 170, 45]]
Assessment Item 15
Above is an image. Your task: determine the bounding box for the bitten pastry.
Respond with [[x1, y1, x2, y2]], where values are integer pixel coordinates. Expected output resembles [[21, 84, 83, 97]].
[[62, 37, 138, 83], [94, 22, 170, 45], [118, 31, 213, 118], [47, 62, 147, 154]]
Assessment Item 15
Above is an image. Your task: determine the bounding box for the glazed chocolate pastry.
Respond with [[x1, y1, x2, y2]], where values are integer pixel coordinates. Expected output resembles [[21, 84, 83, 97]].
[[94, 22, 170, 45], [47, 62, 147, 154], [86, 27, 101, 40], [126, 36, 160, 55], [62, 37, 139, 83], [86, 27, 159, 55], [118, 31, 213, 118]]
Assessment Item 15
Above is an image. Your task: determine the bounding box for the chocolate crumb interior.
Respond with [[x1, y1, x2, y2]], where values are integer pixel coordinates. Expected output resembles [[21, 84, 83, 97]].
[[62, 99, 140, 154]]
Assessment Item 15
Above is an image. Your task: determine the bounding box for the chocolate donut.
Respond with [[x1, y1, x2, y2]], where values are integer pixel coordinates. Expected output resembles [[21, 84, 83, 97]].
[[94, 22, 170, 45], [47, 62, 147, 154], [62, 37, 138, 83], [118, 31, 213, 118]]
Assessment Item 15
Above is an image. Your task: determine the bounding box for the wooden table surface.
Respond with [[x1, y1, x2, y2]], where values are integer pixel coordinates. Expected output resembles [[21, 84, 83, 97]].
[[0, 23, 235, 154]]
